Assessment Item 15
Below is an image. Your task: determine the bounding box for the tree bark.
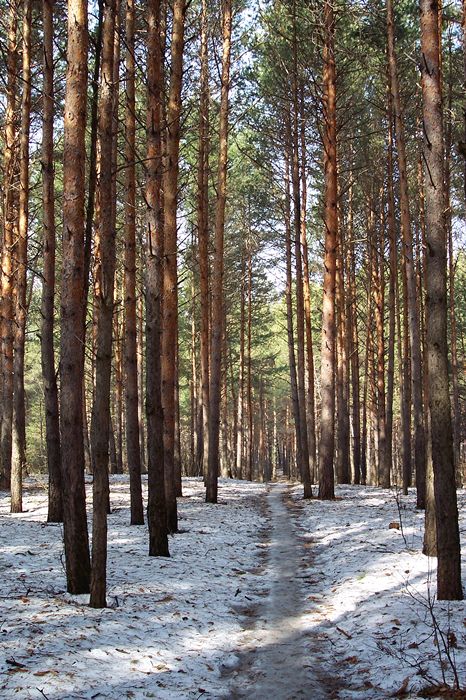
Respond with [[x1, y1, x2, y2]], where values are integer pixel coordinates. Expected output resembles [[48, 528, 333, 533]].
[[420, 0, 462, 600], [124, 0, 144, 524], [385, 80, 397, 491], [161, 0, 186, 525], [387, 0, 426, 508], [11, 0, 32, 513], [89, 0, 118, 609], [146, 0, 169, 556], [197, 0, 210, 481], [42, 0, 62, 523], [299, 93, 317, 483], [284, 143, 303, 484], [206, 0, 232, 503], [290, 3, 312, 498], [319, 0, 337, 500], [0, 0, 19, 491], [60, 0, 91, 594]]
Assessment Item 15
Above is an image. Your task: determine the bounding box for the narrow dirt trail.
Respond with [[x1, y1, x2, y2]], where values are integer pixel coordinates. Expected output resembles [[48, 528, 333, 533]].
[[226, 481, 340, 699]]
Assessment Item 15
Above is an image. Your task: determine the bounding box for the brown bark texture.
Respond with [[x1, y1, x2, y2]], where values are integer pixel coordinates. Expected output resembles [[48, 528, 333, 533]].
[[42, 0, 63, 523], [420, 0, 463, 600], [146, 0, 169, 556], [60, 0, 91, 594], [206, 0, 232, 503], [318, 0, 337, 500]]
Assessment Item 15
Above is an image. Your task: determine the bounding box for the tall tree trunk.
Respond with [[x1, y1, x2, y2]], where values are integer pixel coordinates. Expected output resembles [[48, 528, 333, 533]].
[[124, 0, 144, 522], [336, 210, 350, 485], [197, 0, 210, 481], [319, 0, 337, 500], [443, 35, 461, 484], [299, 93, 317, 482], [161, 0, 186, 526], [387, 0, 426, 508], [372, 192, 389, 488], [137, 294, 146, 473], [347, 178, 360, 484], [89, 0, 117, 609], [0, 0, 18, 491], [82, 0, 104, 471], [42, 0, 62, 523], [291, 3, 312, 498], [11, 0, 32, 513], [146, 0, 169, 556], [206, 0, 232, 503], [419, 0, 462, 601], [235, 250, 246, 479], [385, 79, 396, 489], [246, 248, 253, 482], [60, 0, 91, 594], [284, 144, 303, 483]]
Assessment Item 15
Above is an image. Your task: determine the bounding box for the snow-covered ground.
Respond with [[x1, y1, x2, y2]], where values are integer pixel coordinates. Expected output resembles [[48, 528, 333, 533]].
[[291, 483, 466, 698], [0, 476, 465, 699]]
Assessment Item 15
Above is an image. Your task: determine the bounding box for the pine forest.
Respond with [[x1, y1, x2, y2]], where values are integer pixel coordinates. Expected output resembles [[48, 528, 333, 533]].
[[0, 0, 465, 697]]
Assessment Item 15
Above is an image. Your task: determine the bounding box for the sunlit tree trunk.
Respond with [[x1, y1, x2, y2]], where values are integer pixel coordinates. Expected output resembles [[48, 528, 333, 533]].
[[11, 0, 32, 513], [0, 0, 19, 491], [299, 91, 317, 482], [60, 0, 91, 594], [319, 0, 337, 500], [420, 0, 462, 601]]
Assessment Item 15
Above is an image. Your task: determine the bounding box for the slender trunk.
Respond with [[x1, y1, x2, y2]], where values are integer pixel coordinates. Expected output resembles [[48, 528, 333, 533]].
[[336, 212, 350, 485], [284, 145, 303, 483], [11, 0, 32, 512], [420, 0, 462, 600], [206, 0, 232, 502], [386, 80, 396, 488], [124, 0, 143, 521], [60, 0, 91, 594], [0, 0, 18, 491], [89, 0, 117, 609], [387, 0, 426, 508], [372, 192, 389, 488], [444, 38, 461, 484], [137, 294, 146, 473], [347, 180, 360, 484], [291, 5, 311, 498], [299, 107, 317, 483], [198, 0, 210, 480], [42, 0, 62, 522], [319, 0, 337, 500], [146, 0, 169, 556], [236, 251, 245, 480], [113, 297, 124, 474], [246, 248, 253, 482], [161, 0, 186, 526]]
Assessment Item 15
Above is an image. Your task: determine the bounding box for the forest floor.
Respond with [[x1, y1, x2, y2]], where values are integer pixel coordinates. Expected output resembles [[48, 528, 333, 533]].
[[0, 476, 465, 700]]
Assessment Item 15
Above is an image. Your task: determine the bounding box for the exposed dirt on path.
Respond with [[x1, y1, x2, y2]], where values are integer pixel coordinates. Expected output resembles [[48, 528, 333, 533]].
[[224, 481, 342, 700]]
